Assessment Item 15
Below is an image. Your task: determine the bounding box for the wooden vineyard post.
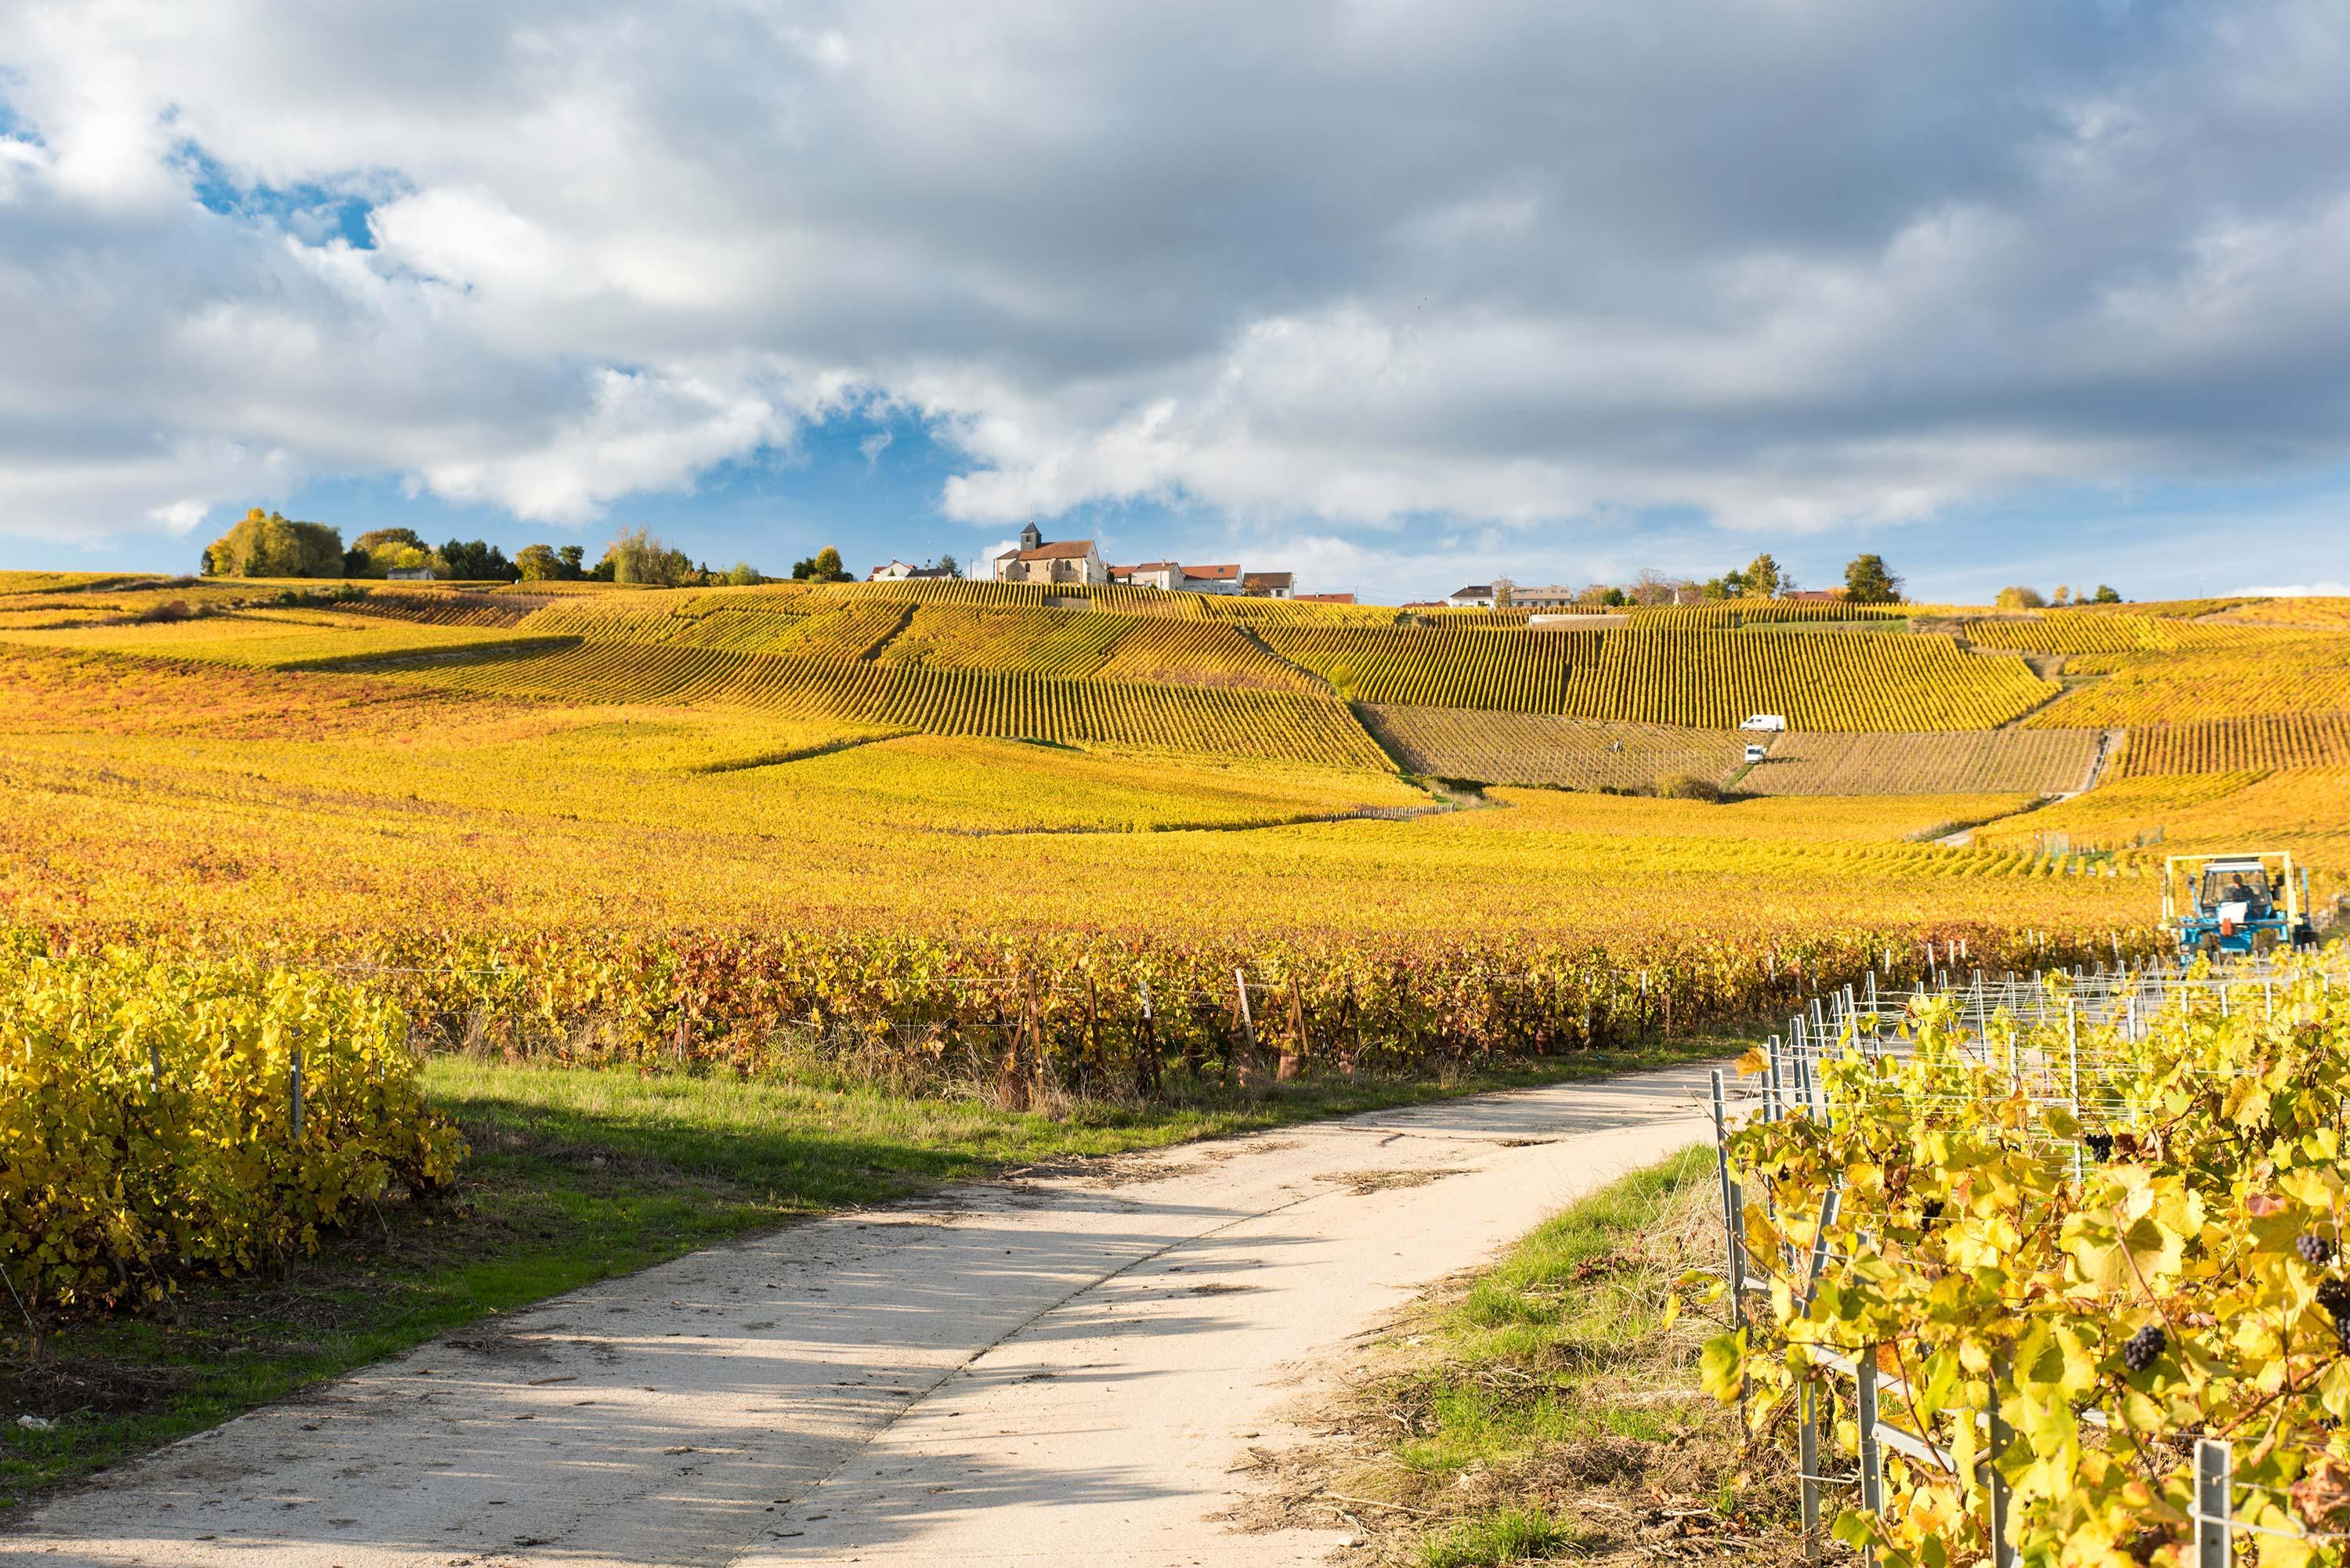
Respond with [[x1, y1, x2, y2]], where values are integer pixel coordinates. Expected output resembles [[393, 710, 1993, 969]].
[[992, 990, 1028, 1112], [1133, 979, 1160, 1101], [1799, 1380, 1822, 1560], [1279, 977, 1308, 1081], [289, 1044, 305, 1143], [1024, 976, 1050, 1102], [1233, 970, 1261, 1093], [1340, 978, 1362, 1076], [1083, 972, 1104, 1089]]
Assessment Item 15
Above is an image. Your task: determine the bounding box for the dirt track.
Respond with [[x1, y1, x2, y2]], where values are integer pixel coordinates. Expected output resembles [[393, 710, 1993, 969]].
[[5, 1064, 1720, 1567]]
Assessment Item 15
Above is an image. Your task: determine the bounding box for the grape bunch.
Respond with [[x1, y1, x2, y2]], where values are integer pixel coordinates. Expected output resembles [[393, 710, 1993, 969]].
[[2084, 1131, 2114, 1162], [2320, 1278, 2350, 1355], [2301, 1232, 2336, 1268], [1919, 1199, 1944, 1224], [2122, 1324, 2166, 1374]]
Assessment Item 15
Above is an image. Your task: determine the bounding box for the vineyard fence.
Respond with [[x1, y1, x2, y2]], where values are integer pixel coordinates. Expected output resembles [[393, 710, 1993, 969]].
[[1709, 957, 2350, 1564]]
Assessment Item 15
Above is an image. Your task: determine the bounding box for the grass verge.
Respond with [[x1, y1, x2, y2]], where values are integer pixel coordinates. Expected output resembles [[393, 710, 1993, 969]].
[[0, 1036, 1741, 1514], [1237, 1145, 1796, 1565]]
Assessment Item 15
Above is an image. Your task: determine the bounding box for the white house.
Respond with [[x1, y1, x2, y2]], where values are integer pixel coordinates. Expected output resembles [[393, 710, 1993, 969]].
[[993, 523, 1108, 585], [1241, 571, 1293, 599], [868, 559, 953, 581], [1446, 584, 1495, 607]]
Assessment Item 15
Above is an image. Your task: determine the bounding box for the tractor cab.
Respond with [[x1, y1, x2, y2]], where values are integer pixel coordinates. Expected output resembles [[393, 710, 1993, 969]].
[[2163, 851, 2316, 959]]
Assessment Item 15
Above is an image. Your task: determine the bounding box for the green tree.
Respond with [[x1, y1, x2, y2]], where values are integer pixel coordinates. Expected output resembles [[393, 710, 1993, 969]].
[[1843, 554, 1902, 604], [2093, 584, 2122, 603], [202, 509, 345, 577], [602, 528, 694, 587], [935, 553, 960, 578], [725, 562, 761, 586], [515, 544, 566, 581], [1739, 553, 1785, 599], [439, 540, 518, 581], [790, 546, 851, 583]]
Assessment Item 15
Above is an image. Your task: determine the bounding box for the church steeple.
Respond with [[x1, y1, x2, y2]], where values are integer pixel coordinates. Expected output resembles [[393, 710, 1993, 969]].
[[1019, 521, 1043, 553]]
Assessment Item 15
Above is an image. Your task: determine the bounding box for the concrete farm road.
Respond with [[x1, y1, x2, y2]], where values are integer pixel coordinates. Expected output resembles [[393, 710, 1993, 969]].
[[6, 1066, 1722, 1567]]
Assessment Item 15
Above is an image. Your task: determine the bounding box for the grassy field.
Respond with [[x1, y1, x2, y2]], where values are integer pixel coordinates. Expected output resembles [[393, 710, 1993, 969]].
[[0, 1041, 1740, 1512]]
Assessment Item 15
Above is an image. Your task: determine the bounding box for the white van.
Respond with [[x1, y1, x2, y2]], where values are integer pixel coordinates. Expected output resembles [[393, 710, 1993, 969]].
[[1739, 714, 1787, 732], [1744, 743, 1769, 764]]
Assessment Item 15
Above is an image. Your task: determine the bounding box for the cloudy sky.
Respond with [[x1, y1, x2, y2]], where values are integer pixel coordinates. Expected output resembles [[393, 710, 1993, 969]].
[[4, 1, 2348, 601]]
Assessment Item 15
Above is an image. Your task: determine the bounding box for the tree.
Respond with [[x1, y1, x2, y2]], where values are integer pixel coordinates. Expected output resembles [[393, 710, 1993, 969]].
[[352, 527, 424, 554], [1842, 554, 1902, 605], [1629, 569, 1679, 607], [725, 562, 761, 586], [2093, 583, 2122, 604], [1739, 553, 1786, 599], [202, 508, 345, 577], [1995, 585, 2048, 609], [559, 544, 585, 577], [935, 553, 960, 578], [790, 546, 851, 583], [2052, 584, 2073, 605], [439, 539, 519, 581], [515, 544, 566, 581], [602, 528, 694, 587], [1491, 576, 1515, 608]]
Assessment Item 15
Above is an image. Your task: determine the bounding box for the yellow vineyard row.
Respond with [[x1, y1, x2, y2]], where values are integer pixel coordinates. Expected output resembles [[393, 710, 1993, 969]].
[[2030, 638, 2350, 727], [1261, 624, 1595, 710], [2118, 712, 2350, 775], [1963, 612, 2285, 655], [389, 641, 1392, 769], [1560, 630, 2055, 730]]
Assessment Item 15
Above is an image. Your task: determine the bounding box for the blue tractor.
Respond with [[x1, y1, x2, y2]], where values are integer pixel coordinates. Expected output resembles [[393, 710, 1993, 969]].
[[2163, 851, 2318, 961]]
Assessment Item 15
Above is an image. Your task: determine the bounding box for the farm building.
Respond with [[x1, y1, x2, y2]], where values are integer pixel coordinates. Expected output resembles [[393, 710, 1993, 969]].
[[1242, 572, 1294, 599]]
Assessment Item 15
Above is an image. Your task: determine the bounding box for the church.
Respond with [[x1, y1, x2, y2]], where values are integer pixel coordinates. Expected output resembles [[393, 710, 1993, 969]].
[[991, 523, 1108, 585]]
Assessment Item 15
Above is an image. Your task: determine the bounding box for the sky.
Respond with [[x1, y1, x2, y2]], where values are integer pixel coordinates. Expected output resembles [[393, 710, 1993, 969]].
[[3, 1, 2349, 604]]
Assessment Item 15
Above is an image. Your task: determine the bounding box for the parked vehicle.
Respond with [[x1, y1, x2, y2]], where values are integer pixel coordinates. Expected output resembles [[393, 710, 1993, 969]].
[[1740, 714, 1787, 732]]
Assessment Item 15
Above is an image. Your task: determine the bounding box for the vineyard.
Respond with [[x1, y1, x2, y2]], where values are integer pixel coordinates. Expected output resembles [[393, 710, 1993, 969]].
[[2120, 713, 2350, 776], [1962, 611, 2283, 654], [1359, 705, 1746, 789], [1, 943, 464, 1310], [1707, 963, 2350, 1563], [1558, 630, 2056, 730], [1739, 728, 2102, 797], [2030, 638, 2350, 728]]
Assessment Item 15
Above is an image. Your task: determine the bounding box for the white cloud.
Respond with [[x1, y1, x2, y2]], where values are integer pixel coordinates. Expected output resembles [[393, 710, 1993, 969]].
[[2237, 582, 2350, 598], [4, 0, 2350, 574]]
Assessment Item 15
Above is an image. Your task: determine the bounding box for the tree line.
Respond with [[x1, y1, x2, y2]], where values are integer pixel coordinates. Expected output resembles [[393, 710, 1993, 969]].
[[197, 510, 821, 587], [1496, 555, 2128, 609]]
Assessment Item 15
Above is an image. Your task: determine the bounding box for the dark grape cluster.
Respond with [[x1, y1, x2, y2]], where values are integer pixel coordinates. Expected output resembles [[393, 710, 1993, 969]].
[[2319, 1277, 2350, 1323], [2084, 1131, 2114, 1162], [2123, 1324, 2166, 1373], [1920, 1199, 1944, 1224], [2301, 1233, 2337, 1267]]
